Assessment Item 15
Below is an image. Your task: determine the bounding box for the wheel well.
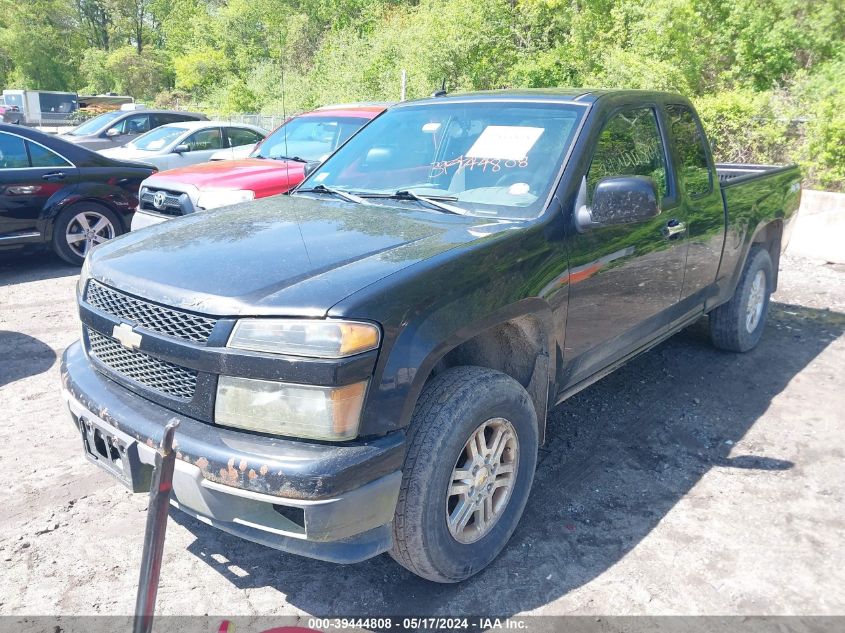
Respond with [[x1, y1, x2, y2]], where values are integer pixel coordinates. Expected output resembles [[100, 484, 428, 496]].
[[751, 220, 783, 291], [428, 315, 550, 441], [46, 198, 125, 240]]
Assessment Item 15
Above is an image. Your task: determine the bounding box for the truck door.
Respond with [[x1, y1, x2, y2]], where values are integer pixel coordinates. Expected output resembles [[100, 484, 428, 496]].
[[665, 104, 724, 312], [562, 105, 687, 385]]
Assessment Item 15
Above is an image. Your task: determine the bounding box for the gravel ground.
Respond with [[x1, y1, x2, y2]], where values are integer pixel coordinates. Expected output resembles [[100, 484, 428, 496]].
[[0, 250, 843, 617]]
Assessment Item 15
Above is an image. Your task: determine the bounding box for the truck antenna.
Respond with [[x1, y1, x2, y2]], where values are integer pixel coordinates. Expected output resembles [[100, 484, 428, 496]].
[[432, 78, 447, 98], [280, 33, 290, 189]]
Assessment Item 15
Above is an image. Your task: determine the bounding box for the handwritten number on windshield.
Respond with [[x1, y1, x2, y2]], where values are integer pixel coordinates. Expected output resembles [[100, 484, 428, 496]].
[[429, 156, 529, 177]]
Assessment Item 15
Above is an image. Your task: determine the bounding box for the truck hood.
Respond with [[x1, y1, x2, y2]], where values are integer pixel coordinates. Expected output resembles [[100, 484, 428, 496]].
[[146, 158, 305, 195], [88, 195, 503, 316]]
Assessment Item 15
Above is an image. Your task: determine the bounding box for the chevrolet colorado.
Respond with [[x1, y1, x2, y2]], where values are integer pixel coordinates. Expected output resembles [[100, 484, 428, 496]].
[[61, 89, 801, 582]]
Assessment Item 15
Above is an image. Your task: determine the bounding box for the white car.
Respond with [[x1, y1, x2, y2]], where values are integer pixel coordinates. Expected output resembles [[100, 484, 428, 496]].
[[98, 121, 266, 171]]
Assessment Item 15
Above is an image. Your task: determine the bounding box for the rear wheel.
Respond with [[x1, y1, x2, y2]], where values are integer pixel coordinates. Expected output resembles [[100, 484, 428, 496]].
[[709, 245, 773, 352], [390, 366, 538, 582], [52, 203, 122, 265]]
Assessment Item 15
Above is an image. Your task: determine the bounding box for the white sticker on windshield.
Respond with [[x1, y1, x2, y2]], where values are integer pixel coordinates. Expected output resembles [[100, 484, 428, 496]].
[[466, 126, 544, 161]]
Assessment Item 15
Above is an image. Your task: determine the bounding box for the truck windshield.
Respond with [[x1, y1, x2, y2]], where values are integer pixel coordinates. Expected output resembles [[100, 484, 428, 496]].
[[127, 126, 188, 151], [299, 101, 585, 219], [252, 115, 371, 163], [68, 111, 123, 136]]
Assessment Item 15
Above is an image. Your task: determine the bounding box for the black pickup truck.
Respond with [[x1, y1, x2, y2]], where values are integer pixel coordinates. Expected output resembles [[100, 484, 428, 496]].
[[61, 89, 801, 582]]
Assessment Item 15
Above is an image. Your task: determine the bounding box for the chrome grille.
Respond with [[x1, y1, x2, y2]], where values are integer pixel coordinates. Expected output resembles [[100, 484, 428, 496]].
[[87, 329, 198, 400], [86, 281, 216, 344], [139, 187, 189, 216]]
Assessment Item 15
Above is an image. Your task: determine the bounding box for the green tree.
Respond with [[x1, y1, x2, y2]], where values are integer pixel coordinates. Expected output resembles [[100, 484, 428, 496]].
[[105, 45, 172, 98]]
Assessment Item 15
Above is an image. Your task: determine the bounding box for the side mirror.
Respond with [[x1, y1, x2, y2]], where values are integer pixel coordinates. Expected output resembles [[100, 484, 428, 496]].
[[302, 160, 320, 179], [105, 128, 120, 138], [575, 176, 660, 231], [173, 144, 190, 154]]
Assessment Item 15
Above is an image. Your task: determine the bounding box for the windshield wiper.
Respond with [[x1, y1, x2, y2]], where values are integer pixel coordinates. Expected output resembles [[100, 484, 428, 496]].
[[360, 190, 469, 215], [272, 155, 309, 163], [296, 184, 367, 205]]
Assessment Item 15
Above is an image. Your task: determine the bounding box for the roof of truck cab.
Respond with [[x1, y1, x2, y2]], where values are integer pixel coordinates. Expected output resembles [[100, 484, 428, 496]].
[[300, 103, 388, 119], [396, 88, 689, 107]]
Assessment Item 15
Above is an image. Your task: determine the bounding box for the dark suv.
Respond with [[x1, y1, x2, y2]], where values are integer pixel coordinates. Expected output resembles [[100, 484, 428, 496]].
[[59, 109, 207, 151]]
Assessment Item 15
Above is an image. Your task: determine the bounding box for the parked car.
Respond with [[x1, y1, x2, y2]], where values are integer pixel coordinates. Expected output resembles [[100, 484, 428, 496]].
[[62, 89, 800, 582], [0, 100, 22, 125], [0, 123, 155, 264], [98, 121, 267, 171], [129, 104, 386, 229], [59, 109, 207, 151]]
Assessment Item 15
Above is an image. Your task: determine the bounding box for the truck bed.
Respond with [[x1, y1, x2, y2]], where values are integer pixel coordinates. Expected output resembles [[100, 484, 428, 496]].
[[711, 162, 802, 307], [716, 163, 795, 186]]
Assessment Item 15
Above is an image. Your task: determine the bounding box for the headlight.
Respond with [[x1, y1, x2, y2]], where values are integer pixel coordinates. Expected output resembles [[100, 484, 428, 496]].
[[196, 189, 255, 210], [228, 319, 380, 358], [215, 376, 367, 440]]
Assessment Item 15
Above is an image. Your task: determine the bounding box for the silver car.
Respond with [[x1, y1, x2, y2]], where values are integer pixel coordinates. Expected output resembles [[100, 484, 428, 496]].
[[59, 109, 207, 150], [98, 121, 267, 171]]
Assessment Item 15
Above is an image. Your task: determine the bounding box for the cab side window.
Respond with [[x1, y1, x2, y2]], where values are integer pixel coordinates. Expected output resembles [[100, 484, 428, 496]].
[[226, 127, 264, 147], [185, 128, 223, 151], [666, 104, 712, 197], [587, 107, 668, 199], [0, 132, 29, 168], [110, 114, 150, 136], [27, 141, 71, 167], [153, 113, 187, 126]]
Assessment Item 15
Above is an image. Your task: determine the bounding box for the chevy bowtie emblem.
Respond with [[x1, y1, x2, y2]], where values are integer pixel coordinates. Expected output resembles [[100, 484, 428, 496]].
[[113, 322, 142, 350]]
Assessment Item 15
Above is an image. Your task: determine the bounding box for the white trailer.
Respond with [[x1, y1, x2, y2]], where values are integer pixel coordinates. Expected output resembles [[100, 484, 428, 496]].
[[1, 89, 78, 125]]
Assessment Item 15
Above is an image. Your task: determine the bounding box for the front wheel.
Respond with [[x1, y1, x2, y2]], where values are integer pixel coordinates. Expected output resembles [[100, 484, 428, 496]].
[[709, 245, 774, 352], [52, 203, 122, 265], [391, 366, 538, 582]]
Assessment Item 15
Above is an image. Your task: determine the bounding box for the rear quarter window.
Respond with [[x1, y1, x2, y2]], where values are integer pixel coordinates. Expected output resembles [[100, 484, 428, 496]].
[[666, 104, 713, 197], [0, 132, 29, 168], [27, 141, 71, 167]]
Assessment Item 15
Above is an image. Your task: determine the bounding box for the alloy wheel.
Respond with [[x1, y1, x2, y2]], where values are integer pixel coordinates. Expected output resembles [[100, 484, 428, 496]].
[[65, 211, 115, 258], [446, 417, 519, 544], [745, 269, 767, 333]]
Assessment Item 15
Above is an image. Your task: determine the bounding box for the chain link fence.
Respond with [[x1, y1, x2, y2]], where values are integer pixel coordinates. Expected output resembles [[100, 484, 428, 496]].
[[211, 113, 292, 131]]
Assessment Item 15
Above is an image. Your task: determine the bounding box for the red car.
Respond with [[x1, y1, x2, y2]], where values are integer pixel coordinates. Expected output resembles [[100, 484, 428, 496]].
[[131, 104, 386, 229]]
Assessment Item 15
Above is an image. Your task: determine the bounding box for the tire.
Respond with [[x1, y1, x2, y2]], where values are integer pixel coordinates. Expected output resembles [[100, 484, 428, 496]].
[[390, 366, 539, 582], [709, 245, 773, 352], [52, 202, 123, 265]]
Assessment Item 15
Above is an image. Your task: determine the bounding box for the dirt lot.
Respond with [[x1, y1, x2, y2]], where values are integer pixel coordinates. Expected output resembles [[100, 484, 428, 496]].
[[0, 250, 843, 617]]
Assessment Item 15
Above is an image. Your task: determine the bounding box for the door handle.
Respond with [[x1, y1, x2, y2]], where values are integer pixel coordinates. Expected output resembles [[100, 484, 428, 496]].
[[662, 219, 686, 239], [42, 172, 66, 181]]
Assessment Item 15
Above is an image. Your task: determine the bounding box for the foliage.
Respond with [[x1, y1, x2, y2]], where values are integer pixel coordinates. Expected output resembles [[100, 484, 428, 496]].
[[0, 0, 843, 188], [66, 104, 114, 124]]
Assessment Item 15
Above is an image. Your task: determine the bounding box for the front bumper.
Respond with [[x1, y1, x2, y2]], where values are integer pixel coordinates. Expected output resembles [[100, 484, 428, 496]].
[[130, 209, 170, 231], [61, 341, 405, 564]]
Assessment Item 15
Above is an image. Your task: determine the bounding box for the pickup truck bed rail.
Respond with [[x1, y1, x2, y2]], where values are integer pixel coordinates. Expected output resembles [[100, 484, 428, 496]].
[[716, 163, 797, 186]]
